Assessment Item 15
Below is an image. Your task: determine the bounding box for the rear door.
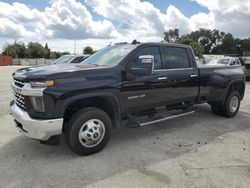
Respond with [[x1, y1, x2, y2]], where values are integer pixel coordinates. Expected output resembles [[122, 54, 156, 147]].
[[158, 46, 199, 105]]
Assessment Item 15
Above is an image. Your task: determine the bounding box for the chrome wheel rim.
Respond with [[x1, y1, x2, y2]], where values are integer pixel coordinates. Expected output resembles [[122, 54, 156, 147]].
[[229, 96, 239, 113], [78, 119, 105, 148]]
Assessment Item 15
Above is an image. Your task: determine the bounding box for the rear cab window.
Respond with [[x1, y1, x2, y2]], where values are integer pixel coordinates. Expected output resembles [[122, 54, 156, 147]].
[[162, 47, 191, 69]]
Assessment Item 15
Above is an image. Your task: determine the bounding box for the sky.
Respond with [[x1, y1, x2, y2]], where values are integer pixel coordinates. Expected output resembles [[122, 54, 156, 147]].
[[0, 0, 250, 53]]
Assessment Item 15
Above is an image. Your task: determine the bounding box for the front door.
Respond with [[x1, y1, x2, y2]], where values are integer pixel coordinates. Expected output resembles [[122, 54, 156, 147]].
[[121, 46, 167, 114]]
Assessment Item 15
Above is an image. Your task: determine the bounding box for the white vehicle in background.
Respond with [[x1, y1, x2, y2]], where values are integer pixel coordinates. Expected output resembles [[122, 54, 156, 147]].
[[51, 55, 90, 65], [207, 57, 241, 67], [244, 56, 250, 80], [195, 56, 205, 66]]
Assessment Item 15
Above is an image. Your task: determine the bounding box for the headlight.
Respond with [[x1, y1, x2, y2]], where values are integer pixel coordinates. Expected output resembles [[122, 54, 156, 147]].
[[30, 80, 54, 88], [30, 96, 45, 112]]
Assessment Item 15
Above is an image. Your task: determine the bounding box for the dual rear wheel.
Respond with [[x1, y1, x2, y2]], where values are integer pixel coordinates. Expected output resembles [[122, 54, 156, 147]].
[[211, 90, 240, 118]]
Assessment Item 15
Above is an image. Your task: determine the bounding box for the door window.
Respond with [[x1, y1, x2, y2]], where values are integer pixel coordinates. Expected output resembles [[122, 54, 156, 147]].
[[230, 59, 240, 66], [163, 47, 190, 69], [130, 47, 162, 69]]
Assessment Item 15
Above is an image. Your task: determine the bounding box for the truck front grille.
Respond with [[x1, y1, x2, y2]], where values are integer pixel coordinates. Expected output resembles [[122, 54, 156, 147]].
[[14, 78, 25, 88], [14, 92, 26, 110]]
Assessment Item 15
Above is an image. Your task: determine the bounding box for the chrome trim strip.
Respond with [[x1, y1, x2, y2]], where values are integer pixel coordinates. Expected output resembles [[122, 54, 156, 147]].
[[11, 81, 44, 97], [154, 67, 194, 72], [139, 111, 195, 126]]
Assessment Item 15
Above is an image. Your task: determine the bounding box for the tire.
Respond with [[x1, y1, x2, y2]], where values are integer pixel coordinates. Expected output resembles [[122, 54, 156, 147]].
[[220, 90, 241, 118], [65, 107, 112, 155], [211, 104, 222, 116]]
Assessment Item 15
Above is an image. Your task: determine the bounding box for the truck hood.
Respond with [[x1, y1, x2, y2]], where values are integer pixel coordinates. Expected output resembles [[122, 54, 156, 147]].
[[13, 64, 108, 81]]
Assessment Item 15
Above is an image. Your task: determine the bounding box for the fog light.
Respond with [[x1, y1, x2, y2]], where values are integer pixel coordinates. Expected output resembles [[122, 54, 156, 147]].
[[30, 96, 45, 112]]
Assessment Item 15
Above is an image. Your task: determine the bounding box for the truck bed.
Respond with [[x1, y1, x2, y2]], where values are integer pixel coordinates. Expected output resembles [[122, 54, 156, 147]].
[[197, 65, 245, 104]]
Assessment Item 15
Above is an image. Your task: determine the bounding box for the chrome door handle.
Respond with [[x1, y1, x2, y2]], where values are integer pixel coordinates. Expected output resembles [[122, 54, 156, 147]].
[[190, 74, 198, 78], [158, 76, 167, 80]]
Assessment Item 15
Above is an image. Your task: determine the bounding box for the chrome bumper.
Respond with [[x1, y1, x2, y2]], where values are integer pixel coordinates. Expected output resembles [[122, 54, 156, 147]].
[[10, 101, 63, 141]]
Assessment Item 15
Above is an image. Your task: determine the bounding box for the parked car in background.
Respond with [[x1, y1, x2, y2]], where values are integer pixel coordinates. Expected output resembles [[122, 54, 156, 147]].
[[51, 55, 90, 65], [244, 56, 250, 80], [195, 56, 205, 66], [207, 57, 241, 67]]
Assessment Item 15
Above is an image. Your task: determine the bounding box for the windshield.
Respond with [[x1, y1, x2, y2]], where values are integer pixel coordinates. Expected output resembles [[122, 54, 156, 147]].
[[81, 45, 137, 67], [208, 58, 230, 65], [52, 55, 75, 64]]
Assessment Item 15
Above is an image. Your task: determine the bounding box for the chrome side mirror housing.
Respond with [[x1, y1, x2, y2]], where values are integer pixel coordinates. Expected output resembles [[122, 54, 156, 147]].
[[129, 55, 154, 75]]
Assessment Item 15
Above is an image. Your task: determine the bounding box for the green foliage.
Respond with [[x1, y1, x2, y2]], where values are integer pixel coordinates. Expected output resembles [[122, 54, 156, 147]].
[[26, 42, 45, 58], [44, 43, 51, 59], [50, 51, 70, 59], [177, 36, 204, 58], [164, 29, 179, 43], [83, 46, 94, 54], [2, 42, 26, 58], [50, 51, 61, 59], [164, 28, 250, 56], [2, 41, 71, 59]]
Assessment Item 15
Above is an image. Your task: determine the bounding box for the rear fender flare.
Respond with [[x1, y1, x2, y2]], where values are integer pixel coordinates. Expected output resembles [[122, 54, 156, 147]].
[[222, 79, 245, 104]]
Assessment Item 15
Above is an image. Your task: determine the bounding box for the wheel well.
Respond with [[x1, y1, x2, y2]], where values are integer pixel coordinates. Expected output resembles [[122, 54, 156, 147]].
[[227, 82, 245, 100], [63, 96, 120, 129]]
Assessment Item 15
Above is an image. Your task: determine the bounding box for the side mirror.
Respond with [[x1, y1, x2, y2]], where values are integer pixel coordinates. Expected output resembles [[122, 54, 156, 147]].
[[129, 55, 154, 75]]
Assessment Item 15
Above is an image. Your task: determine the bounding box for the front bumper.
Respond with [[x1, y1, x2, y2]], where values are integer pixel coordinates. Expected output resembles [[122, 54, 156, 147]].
[[10, 101, 63, 141]]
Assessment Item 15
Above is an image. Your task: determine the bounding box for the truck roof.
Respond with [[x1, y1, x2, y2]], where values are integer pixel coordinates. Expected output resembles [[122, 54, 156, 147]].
[[114, 42, 191, 49]]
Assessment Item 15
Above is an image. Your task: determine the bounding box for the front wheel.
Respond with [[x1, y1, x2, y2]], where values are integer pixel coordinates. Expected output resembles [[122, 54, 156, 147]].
[[65, 107, 112, 155]]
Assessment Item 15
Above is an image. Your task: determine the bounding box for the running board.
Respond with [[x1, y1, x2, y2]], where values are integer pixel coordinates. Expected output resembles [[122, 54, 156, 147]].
[[139, 110, 195, 127]]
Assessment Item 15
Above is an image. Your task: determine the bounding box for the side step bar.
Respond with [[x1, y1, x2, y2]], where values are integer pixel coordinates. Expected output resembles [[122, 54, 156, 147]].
[[139, 110, 195, 127]]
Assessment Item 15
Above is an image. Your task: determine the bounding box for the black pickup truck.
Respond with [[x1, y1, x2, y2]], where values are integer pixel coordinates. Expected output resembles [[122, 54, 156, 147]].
[[10, 42, 245, 155]]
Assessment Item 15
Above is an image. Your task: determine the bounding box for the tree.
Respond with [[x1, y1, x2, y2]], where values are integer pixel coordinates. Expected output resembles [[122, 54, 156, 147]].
[[163, 29, 204, 58], [50, 51, 61, 59], [83, 46, 94, 54], [240, 38, 250, 55], [164, 28, 179, 43], [187, 29, 224, 54], [50, 51, 71, 59], [26, 42, 45, 58], [44, 43, 51, 59], [177, 36, 204, 58], [211, 33, 237, 55], [2, 42, 26, 58]]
